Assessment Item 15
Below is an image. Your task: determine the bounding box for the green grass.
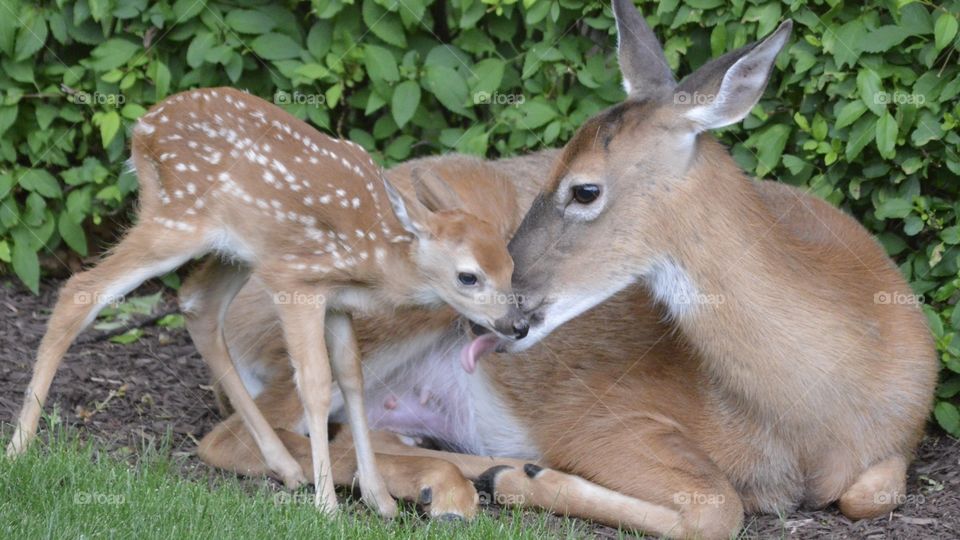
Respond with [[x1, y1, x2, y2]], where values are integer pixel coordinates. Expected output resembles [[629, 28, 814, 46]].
[[0, 426, 597, 539]]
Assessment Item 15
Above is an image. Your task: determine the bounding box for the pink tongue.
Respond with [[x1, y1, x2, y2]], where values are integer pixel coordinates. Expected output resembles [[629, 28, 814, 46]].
[[460, 333, 500, 374]]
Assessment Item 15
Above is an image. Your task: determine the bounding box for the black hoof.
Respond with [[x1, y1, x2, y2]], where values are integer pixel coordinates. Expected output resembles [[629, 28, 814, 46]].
[[419, 486, 432, 506], [474, 465, 512, 505], [523, 463, 544, 478]]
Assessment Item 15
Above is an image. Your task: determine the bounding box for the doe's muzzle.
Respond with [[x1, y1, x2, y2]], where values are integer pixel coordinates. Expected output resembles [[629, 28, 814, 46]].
[[493, 304, 529, 340]]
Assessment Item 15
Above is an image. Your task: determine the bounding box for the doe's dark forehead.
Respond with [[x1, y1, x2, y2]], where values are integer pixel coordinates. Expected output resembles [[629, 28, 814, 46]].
[[549, 99, 653, 187]]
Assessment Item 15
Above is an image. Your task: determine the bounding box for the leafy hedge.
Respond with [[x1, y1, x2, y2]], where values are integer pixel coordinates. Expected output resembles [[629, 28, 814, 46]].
[[0, 0, 958, 434]]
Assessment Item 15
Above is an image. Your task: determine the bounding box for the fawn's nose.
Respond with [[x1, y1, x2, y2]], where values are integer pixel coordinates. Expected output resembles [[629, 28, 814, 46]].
[[512, 319, 529, 339]]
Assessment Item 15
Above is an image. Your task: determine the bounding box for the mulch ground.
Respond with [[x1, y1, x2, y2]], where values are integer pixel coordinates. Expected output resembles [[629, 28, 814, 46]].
[[1, 278, 957, 539]]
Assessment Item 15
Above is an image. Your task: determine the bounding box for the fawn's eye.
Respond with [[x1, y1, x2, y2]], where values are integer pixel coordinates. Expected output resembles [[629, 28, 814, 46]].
[[458, 272, 478, 286], [571, 184, 601, 204]]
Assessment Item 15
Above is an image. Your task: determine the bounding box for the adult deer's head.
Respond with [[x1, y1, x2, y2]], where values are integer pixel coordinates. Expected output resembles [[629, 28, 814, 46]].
[[507, 0, 792, 349]]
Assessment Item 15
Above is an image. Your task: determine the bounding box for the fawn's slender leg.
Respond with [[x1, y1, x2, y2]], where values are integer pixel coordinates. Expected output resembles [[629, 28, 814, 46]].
[[7, 225, 205, 457], [271, 289, 337, 512], [325, 312, 397, 517], [180, 259, 306, 489]]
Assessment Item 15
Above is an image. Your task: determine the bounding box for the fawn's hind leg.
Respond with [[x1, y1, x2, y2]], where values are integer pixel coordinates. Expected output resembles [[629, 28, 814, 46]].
[[7, 224, 206, 456], [838, 455, 907, 519], [325, 312, 397, 517], [181, 258, 306, 489]]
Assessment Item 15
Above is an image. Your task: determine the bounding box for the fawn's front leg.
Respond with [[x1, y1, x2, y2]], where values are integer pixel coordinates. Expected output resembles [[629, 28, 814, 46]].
[[325, 312, 397, 517], [273, 289, 337, 512]]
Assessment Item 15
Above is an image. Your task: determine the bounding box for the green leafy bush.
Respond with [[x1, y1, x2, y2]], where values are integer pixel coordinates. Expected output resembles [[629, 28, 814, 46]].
[[0, 0, 957, 434]]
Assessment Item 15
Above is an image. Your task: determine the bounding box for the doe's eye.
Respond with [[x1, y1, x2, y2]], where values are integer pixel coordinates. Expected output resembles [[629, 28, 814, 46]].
[[571, 184, 601, 204], [458, 272, 478, 286]]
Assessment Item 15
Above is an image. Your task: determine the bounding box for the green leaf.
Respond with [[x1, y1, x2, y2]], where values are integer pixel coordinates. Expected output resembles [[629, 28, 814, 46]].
[[363, 45, 399, 83], [835, 101, 867, 129], [857, 70, 884, 116], [250, 33, 302, 61], [875, 112, 898, 159], [20, 169, 62, 199], [846, 115, 876, 161], [295, 63, 328, 80], [362, 0, 407, 48], [934, 14, 959, 51], [934, 401, 960, 435], [390, 81, 421, 128], [830, 19, 865, 68], [110, 328, 144, 344], [87, 39, 140, 71], [858, 26, 910, 53], [470, 58, 505, 98], [307, 21, 332, 58], [172, 0, 204, 20], [225, 10, 275, 34], [754, 124, 791, 175], [99, 111, 121, 148], [186, 32, 215, 68], [874, 198, 913, 220], [152, 61, 171, 100], [11, 234, 39, 294], [0, 172, 12, 199], [516, 100, 557, 130], [941, 226, 960, 245], [14, 10, 47, 61], [58, 212, 87, 256], [424, 65, 468, 114]]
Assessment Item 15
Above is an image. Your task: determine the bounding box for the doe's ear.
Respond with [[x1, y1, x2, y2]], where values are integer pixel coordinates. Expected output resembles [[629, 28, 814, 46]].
[[382, 175, 429, 238], [612, 0, 675, 99], [677, 20, 792, 131], [411, 168, 465, 212]]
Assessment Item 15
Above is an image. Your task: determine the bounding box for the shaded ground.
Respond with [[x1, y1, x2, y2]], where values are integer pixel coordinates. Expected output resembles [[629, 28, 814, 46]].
[[1, 278, 957, 539]]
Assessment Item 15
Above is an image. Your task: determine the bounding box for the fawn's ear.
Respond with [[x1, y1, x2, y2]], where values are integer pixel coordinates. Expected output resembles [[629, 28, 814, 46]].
[[676, 20, 792, 131], [382, 175, 429, 238], [411, 168, 465, 212]]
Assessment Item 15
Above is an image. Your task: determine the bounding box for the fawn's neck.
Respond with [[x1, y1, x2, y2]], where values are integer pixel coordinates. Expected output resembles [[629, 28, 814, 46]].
[[373, 241, 442, 308]]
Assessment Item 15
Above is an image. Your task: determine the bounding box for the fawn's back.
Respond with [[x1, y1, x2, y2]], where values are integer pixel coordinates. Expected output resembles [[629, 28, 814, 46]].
[[132, 87, 408, 278]]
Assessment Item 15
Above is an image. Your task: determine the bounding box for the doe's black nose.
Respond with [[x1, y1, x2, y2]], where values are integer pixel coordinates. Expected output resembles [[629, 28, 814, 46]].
[[513, 319, 529, 339]]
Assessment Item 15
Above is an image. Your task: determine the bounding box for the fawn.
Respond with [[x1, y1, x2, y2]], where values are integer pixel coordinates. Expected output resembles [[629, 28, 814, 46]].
[[7, 87, 528, 516]]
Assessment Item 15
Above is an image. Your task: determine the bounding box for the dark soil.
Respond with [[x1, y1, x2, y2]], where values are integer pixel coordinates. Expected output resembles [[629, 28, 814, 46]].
[[1, 278, 957, 539]]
